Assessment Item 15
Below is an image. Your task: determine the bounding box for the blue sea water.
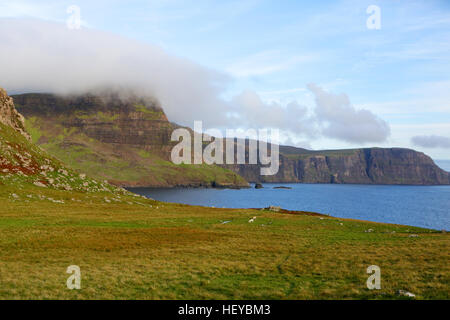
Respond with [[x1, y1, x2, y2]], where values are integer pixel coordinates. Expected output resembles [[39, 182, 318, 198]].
[[130, 183, 450, 231]]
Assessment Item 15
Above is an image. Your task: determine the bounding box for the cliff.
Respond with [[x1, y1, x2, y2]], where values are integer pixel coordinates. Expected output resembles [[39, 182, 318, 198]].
[[0, 88, 30, 140], [13, 92, 249, 188], [12, 92, 450, 187], [0, 87, 124, 194], [227, 146, 450, 185]]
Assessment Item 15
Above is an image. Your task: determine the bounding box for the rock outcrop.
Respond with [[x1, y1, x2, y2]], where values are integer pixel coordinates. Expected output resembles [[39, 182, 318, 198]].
[[0, 87, 124, 194], [0, 88, 30, 140]]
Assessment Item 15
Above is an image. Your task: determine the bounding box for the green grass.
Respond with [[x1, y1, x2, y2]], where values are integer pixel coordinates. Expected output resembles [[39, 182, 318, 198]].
[[0, 122, 122, 194], [134, 104, 165, 120], [0, 182, 448, 300], [22, 117, 248, 187], [2, 105, 448, 300], [24, 117, 42, 144]]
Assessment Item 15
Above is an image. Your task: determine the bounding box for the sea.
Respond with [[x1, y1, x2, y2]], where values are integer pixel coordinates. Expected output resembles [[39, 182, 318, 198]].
[[130, 184, 450, 231], [129, 160, 450, 231]]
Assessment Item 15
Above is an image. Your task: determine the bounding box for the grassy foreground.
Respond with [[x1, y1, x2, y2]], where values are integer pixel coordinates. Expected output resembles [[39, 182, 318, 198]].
[[0, 185, 448, 300]]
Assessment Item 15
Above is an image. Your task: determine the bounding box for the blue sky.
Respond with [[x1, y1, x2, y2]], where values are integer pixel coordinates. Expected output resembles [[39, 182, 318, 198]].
[[1, 0, 450, 159]]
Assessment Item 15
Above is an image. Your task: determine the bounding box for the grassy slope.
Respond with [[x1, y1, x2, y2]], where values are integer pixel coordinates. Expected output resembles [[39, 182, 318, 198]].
[[23, 115, 248, 188], [0, 122, 124, 194], [1, 119, 449, 300], [0, 184, 448, 299]]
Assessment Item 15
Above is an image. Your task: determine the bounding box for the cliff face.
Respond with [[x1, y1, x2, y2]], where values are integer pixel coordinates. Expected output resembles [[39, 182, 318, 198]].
[[0, 87, 124, 194], [362, 148, 450, 185], [0, 88, 30, 140], [227, 147, 450, 185], [14, 92, 173, 158], [13, 92, 249, 188], [12, 92, 450, 187]]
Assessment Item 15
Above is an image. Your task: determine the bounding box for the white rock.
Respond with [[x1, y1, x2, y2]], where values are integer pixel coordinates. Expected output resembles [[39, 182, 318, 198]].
[[33, 181, 47, 188], [397, 290, 415, 298]]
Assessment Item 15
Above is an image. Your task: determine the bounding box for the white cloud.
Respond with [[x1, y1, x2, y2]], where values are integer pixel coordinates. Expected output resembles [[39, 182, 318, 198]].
[[412, 135, 450, 149], [231, 84, 391, 145], [0, 1, 55, 19], [0, 18, 391, 146], [231, 90, 316, 136], [0, 18, 232, 127], [307, 83, 391, 144]]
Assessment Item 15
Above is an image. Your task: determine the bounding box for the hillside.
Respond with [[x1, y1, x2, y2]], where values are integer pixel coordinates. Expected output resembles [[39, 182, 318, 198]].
[[12, 92, 450, 186], [1, 88, 130, 195], [12, 92, 248, 188]]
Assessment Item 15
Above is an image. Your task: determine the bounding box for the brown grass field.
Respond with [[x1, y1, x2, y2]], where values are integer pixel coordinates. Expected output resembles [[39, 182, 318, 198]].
[[0, 184, 448, 300]]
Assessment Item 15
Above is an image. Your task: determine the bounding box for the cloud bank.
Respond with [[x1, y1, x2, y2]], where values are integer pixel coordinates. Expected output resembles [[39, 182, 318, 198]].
[[412, 135, 450, 149], [231, 90, 316, 136], [232, 85, 391, 144], [307, 84, 391, 143], [0, 18, 230, 127], [0, 18, 390, 146]]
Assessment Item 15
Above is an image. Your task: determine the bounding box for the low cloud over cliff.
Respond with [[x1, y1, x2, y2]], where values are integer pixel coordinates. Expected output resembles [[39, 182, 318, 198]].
[[0, 18, 231, 128], [0, 18, 390, 145]]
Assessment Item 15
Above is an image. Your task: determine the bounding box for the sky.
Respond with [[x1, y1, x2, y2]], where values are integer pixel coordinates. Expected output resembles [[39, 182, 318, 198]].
[[0, 0, 449, 160]]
